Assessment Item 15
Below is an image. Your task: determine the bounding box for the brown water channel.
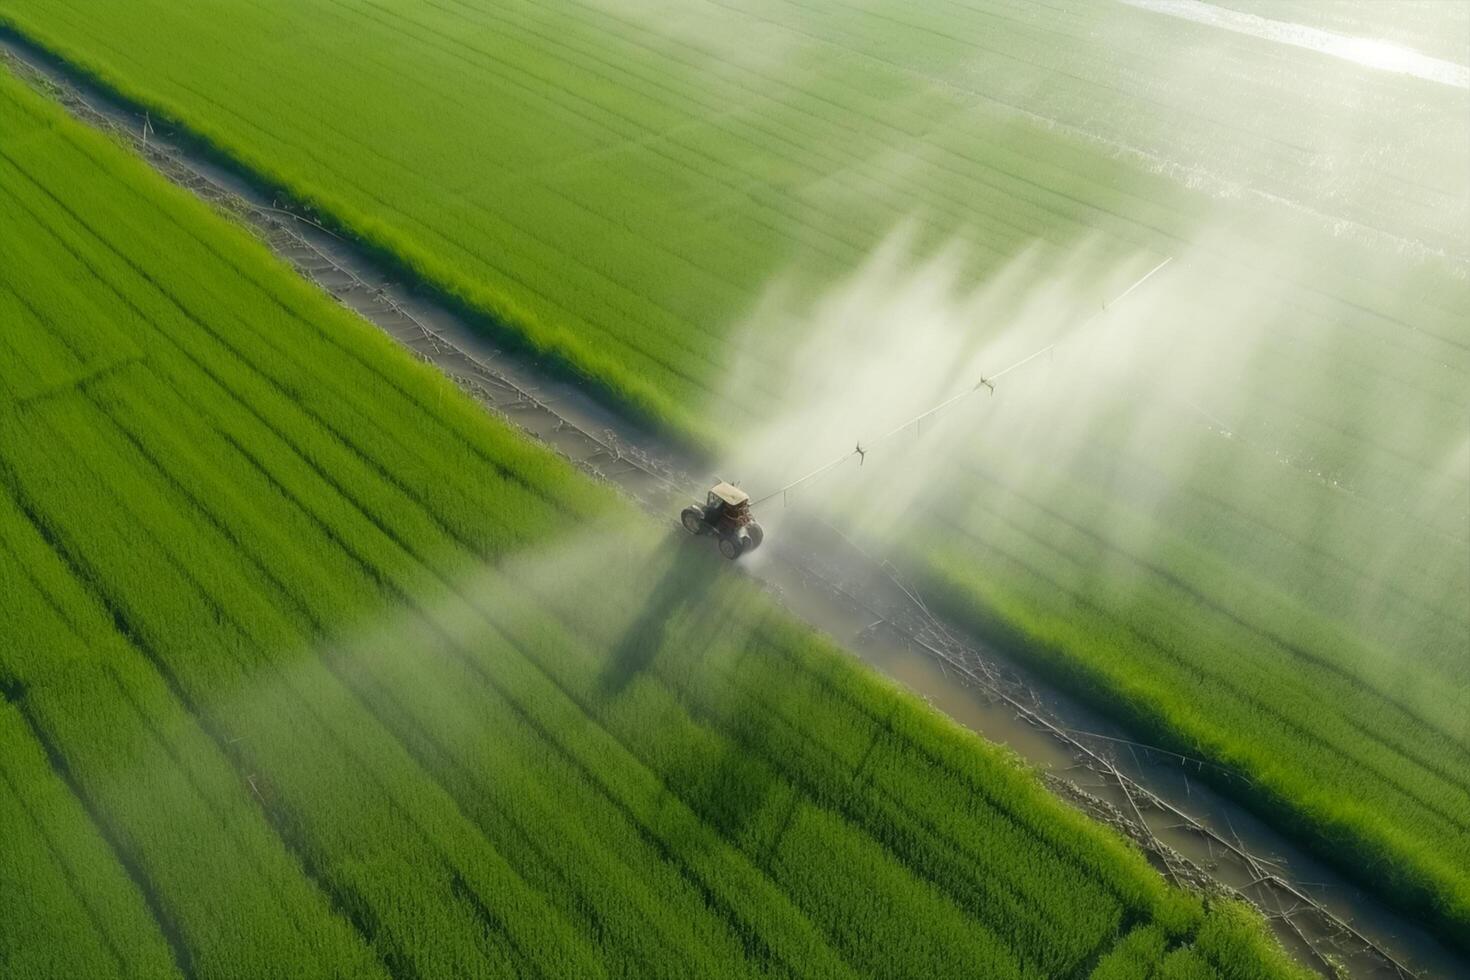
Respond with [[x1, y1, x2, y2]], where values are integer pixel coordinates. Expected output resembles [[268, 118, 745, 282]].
[[3, 32, 1462, 978]]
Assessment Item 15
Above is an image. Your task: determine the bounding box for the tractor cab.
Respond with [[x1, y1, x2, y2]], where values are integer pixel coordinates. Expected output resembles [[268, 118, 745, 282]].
[[681, 481, 764, 559], [705, 482, 751, 528]]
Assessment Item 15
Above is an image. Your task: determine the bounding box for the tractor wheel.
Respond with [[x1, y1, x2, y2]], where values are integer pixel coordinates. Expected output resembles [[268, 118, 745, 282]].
[[718, 535, 743, 560], [745, 522, 764, 551], [681, 507, 705, 534]]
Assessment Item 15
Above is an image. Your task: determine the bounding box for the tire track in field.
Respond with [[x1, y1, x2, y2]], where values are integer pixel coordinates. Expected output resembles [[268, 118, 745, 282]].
[[0, 471, 201, 980], [3, 710, 192, 980], [0, 692, 136, 979]]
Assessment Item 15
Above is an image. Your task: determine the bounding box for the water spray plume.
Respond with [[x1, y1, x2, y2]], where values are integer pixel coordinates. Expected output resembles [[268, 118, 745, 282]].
[[749, 255, 1175, 507]]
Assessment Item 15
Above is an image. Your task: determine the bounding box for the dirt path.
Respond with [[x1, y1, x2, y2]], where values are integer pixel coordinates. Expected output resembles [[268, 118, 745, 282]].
[[3, 33, 1459, 979]]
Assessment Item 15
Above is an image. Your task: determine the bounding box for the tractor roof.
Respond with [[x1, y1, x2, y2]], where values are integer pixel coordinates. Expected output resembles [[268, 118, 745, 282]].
[[710, 482, 750, 506]]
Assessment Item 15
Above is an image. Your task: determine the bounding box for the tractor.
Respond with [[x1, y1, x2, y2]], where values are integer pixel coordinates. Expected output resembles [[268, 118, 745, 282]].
[[681, 482, 764, 559]]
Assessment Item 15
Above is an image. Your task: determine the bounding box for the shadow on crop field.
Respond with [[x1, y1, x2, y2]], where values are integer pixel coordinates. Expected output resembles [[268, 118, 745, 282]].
[[677, 717, 789, 845], [596, 540, 791, 853], [601, 531, 721, 694]]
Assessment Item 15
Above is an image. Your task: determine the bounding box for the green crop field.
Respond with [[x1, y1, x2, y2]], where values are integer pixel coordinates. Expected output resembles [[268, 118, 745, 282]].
[[3, 0, 1461, 948], [2, 0, 1465, 951], [0, 66, 1310, 978]]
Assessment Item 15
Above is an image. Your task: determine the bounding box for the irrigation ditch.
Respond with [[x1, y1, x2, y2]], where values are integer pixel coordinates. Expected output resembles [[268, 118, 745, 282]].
[[3, 34, 1462, 979]]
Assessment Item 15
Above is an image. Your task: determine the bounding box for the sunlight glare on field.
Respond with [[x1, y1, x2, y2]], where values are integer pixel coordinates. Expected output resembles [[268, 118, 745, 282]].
[[1121, 0, 1470, 89]]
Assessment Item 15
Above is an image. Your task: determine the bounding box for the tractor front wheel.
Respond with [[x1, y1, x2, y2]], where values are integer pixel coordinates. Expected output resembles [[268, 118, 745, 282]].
[[745, 522, 764, 551], [681, 507, 706, 534], [718, 535, 743, 560]]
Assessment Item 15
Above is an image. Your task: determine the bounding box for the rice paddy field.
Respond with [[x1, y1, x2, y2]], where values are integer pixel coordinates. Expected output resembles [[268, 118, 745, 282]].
[[0, 63, 1318, 978], [0, 0, 1466, 971]]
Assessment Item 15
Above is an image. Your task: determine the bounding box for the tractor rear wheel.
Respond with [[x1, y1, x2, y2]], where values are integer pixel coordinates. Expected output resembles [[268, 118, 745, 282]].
[[745, 522, 764, 551], [718, 535, 743, 560], [681, 507, 705, 534]]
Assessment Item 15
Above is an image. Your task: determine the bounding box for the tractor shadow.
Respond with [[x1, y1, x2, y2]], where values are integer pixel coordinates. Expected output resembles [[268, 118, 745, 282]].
[[597, 530, 793, 857], [599, 530, 722, 695]]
